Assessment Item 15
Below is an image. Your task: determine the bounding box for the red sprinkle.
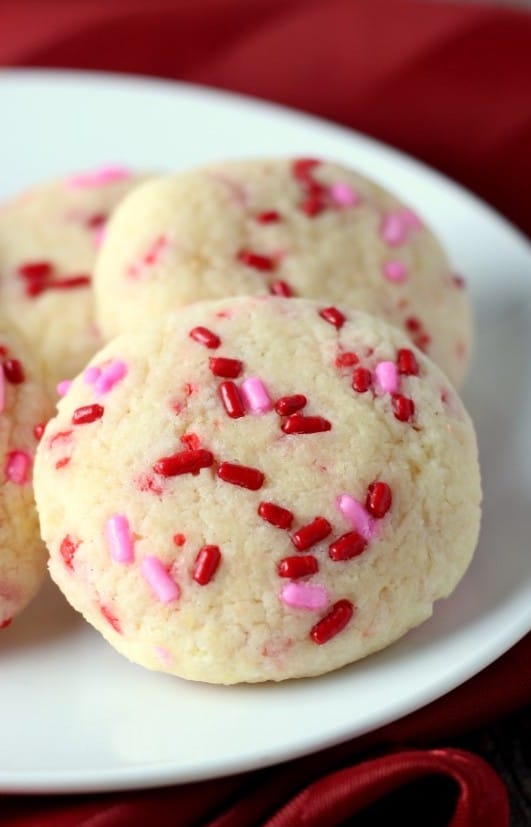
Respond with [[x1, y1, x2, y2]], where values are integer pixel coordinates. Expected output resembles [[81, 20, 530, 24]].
[[60, 535, 80, 570], [256, 210, 281, 223], [365, 481, 393, 519], [193, 545, 222, 585], [329, 531, 367, 561], [392, 394, 415, 422], [292, 516, 332, 551], [33, 422, 47, 441], [405, 317, 431, 354], [72, 404, 104, 425], [292, 158, 320, 181], [209, 357, 243, 378], [55, 457, 71, 469], [352, 367, 372, 393], [100, 605, 122, 634], [405, 316, 422, 334], [173, 533, 186, 546], [319, 306, 345, 329], [278, 555, 319, 578], [86, 212, 107, 229], [2, 359, 25, 384], [24, 274, 91, 296], [143, 235, 166, 265], [414, 332, 431, 352], [17, 261, 53, 280], [310, 599, 354, 644], [274, 394, 307, 416], [270, 280, 293, 297], [24, 281, 47, 297], [291, 158, 327, 217], [18, 262, 47, 295], [46, 275, 91, 290], [397, 348, 419, 376], [335, 352, 359, 368], [180, 432, 201, 451], [189, 327, 221, 349], [49, 429, 73, 447], [300, 192, 325, 217], [217, 462, 264, 490], [154, 449, 214, 477], [0, 619, 12, 630], [237, 249, 276, 272], [258, 501, 294, 530], [136, 473, 164, 495], [218, 381, 246, 418], [281, 414, 331, 435]]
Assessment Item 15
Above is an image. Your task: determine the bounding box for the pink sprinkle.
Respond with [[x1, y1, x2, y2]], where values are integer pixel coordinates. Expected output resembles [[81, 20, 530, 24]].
[[56, 380, 72, 397], [93, 225, 107, 248], [141, 556, 180, 604], [66, 164, 131, 189], [280, 582, 330, 611], [329, 181, 359, 207], [94, 360, 128, 395], [400, 208, 423, 229], [336, 494, 377, 541], [375, 361, 399, 394], [4, 450, 31, 485], [240, 376, 273, 414], [105, 514, 135, 564], [380, 212, 408, 246], [383, 260, 408, 282], [84, 366, 101, 384], [0, 370, 4, 413]]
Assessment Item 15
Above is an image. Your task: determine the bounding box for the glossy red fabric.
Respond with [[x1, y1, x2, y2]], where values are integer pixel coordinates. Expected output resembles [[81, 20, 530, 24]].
[[259, 750, 508, 827], [0, 1, 530, 824]]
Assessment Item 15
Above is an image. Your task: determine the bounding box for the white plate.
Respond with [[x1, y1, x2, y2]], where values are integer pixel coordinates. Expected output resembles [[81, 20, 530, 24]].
[[1, 69, 530, 795]]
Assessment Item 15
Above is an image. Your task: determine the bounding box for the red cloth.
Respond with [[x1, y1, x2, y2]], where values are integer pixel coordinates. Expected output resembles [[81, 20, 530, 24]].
[[1, 1, 530, 824]]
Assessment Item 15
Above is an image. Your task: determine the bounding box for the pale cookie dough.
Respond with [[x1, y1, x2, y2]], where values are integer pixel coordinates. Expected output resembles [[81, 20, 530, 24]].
[[34, 297, 481, 683], [94, 157, 471, 387], [0, 317, 54, 629], [0, 165, 146, 395]]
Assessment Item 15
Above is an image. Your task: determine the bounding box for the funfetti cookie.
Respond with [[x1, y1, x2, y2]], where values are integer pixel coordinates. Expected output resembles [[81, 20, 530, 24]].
[[0, 318, 54, 630], [34, 297, 481, 683], [94, 158, 471, 387], [0, 165, 146, 395]]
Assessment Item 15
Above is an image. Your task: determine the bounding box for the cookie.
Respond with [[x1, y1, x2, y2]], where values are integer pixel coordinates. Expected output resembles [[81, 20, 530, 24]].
[[0, 165, 146, 395], [0, 317, 54, 629], [34, 297, 481, 683], [94, 158, 471, 387]]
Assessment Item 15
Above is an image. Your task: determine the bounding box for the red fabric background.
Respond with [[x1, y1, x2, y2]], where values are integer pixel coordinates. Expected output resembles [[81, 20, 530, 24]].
[[0, 1, 530, 824]]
